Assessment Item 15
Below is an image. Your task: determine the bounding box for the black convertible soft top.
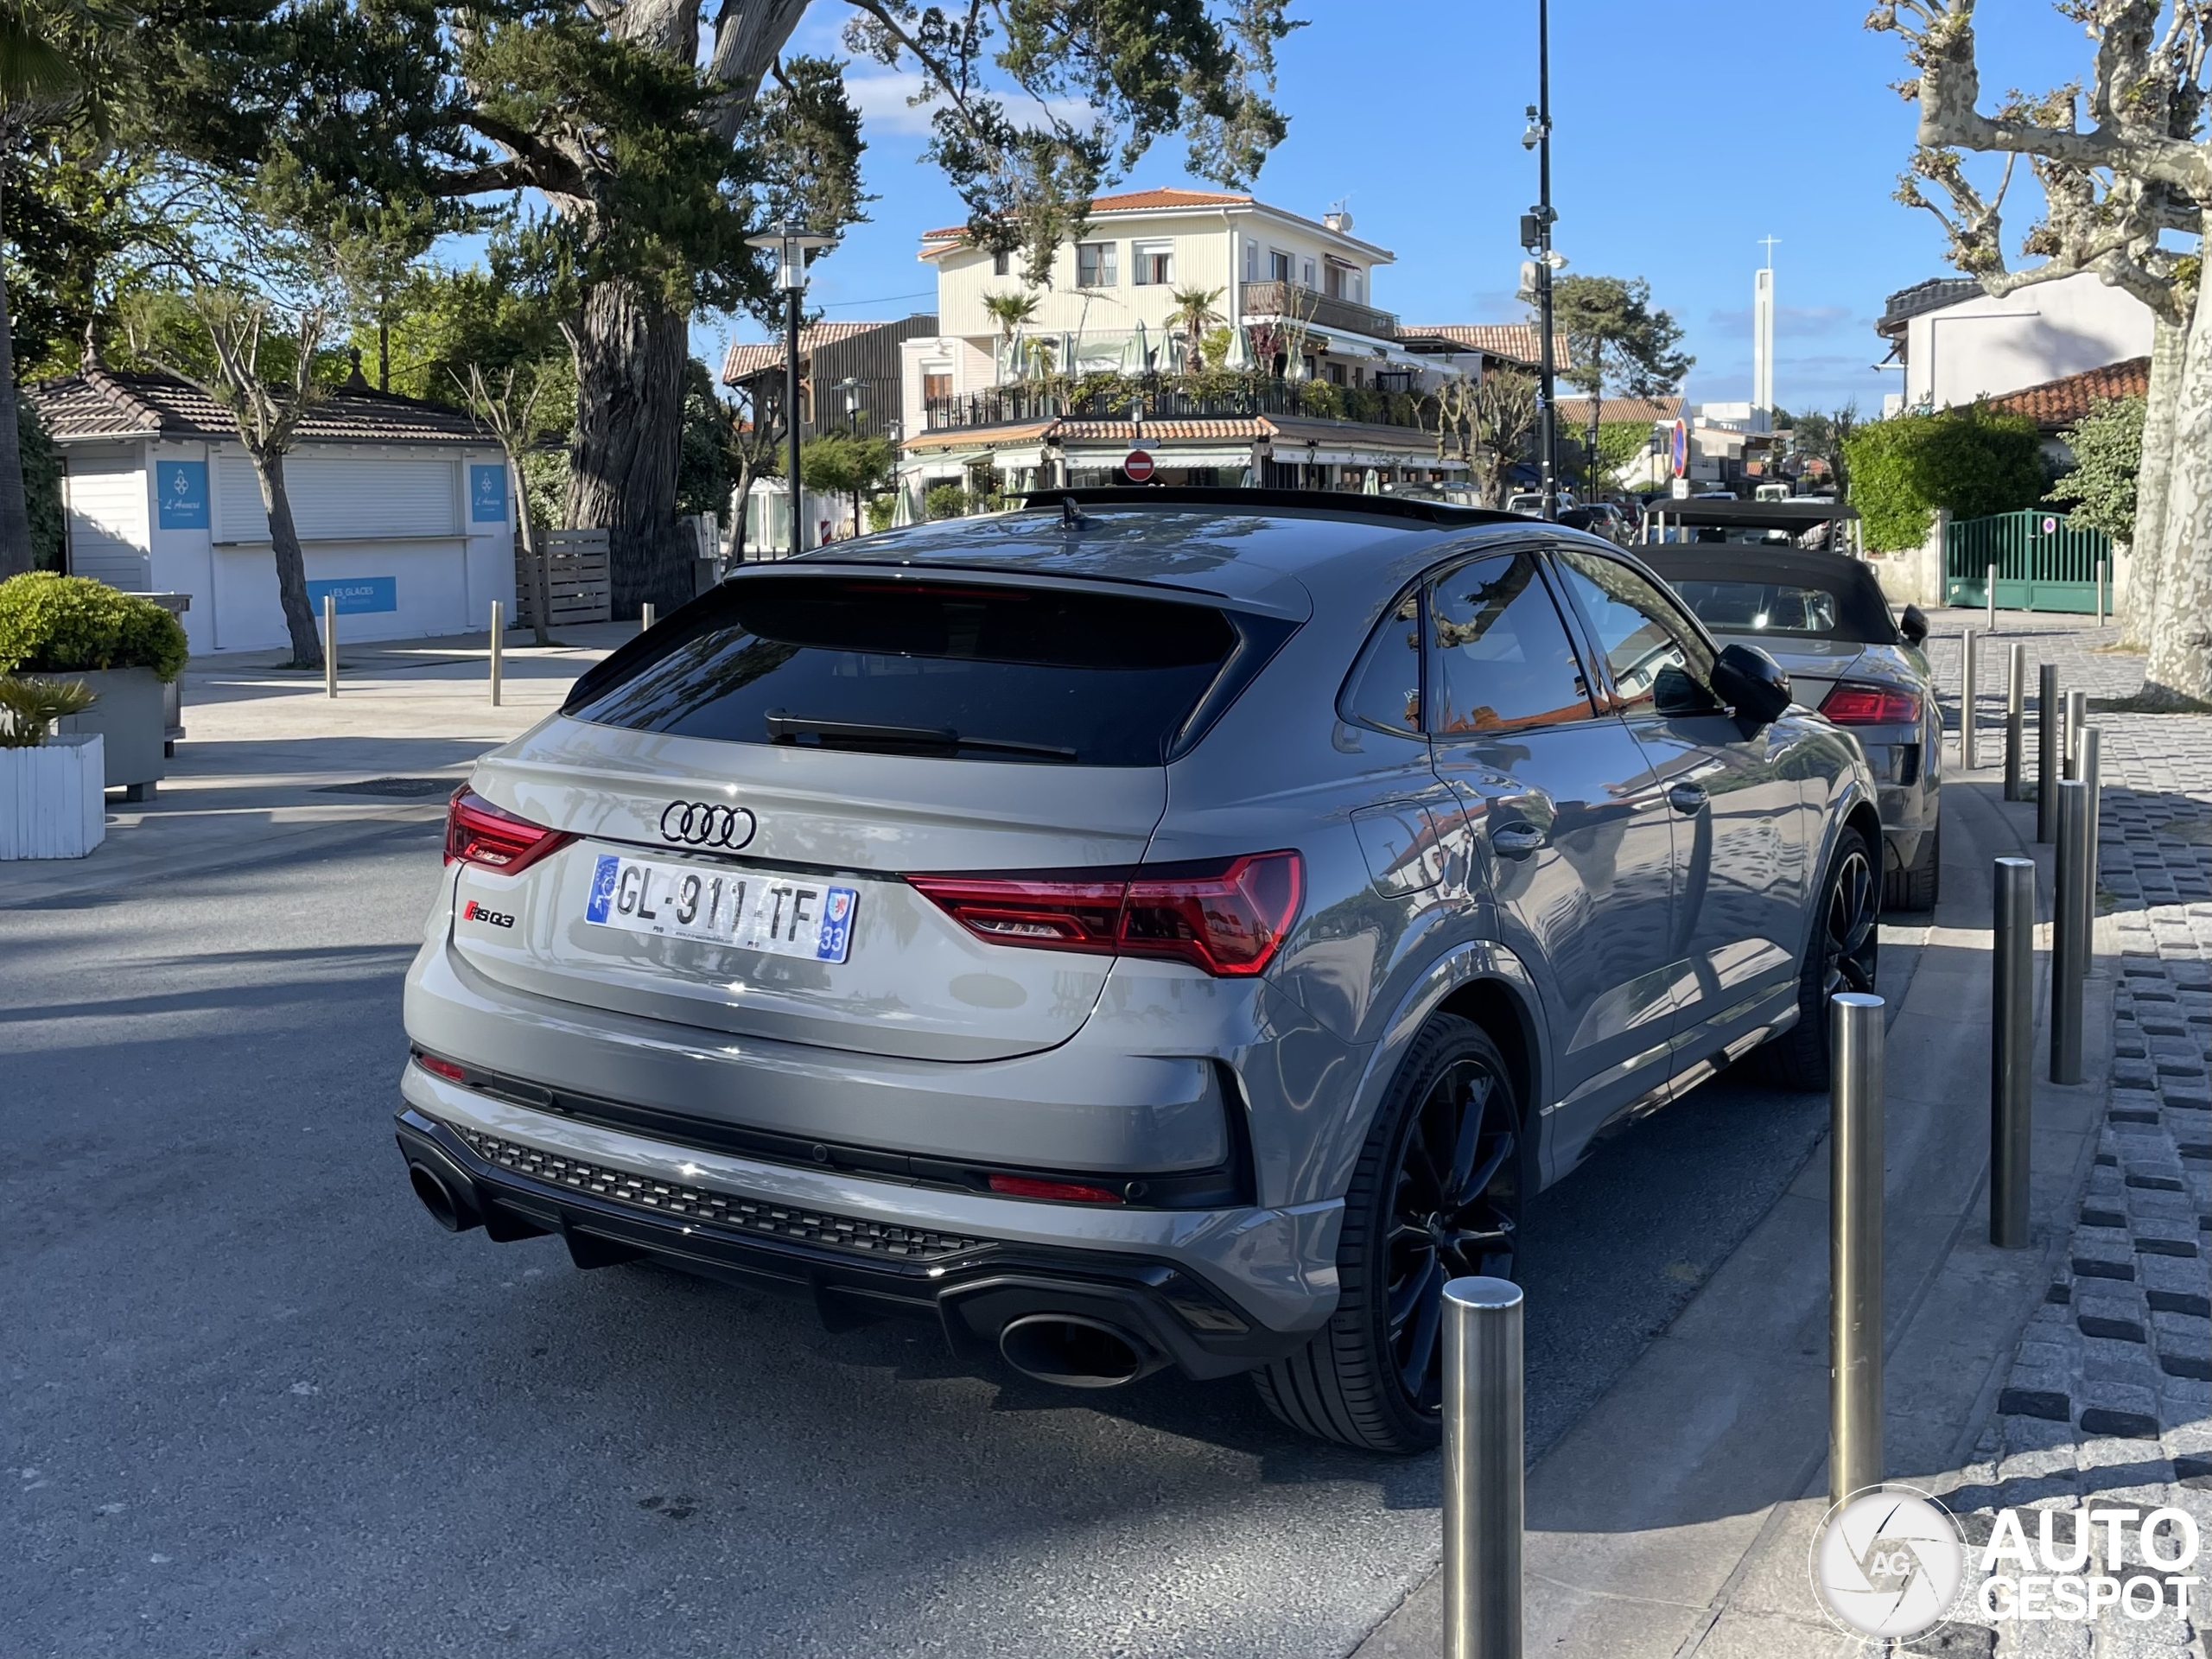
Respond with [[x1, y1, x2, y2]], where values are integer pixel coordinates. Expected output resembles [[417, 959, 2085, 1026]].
[[1638, 545, 1900, 645]]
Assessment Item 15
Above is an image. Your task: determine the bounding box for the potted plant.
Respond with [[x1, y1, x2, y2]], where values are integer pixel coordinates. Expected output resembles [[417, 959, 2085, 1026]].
[[0, 574, 188, 802], [0, 676, 105, 859]]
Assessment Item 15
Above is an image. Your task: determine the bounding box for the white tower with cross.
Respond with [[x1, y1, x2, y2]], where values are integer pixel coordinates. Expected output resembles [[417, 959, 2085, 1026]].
[[1752, 235, 1777, 433]]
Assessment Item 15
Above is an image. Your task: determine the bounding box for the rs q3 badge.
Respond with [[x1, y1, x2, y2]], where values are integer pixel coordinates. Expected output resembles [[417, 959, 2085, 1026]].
[[658, 800, 757, 850]]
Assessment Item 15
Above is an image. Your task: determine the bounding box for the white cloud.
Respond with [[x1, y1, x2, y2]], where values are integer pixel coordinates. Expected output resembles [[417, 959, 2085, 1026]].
[[843, 71, 938, 137]]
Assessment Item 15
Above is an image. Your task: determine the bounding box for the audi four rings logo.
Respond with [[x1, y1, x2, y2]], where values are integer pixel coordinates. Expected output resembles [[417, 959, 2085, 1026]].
[[658, 801, 757, 849]]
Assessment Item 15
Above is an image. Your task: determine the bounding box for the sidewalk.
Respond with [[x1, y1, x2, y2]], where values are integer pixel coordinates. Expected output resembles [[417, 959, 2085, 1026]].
[[1358, 612, 2209, 1658], [0, 622, 631, 906]]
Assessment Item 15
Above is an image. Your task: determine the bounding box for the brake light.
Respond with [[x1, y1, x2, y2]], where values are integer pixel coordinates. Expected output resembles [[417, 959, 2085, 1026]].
[[1819, 682, 1922, 726], [986, 1173, 1126, 1205], [909, 851, 1303, 978], [414, 1052, 467, 1083], [444, 787, 574, 873]]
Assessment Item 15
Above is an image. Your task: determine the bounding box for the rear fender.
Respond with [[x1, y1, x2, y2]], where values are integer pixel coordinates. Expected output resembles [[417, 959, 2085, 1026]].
[[1293, 941, 1552, 1208]]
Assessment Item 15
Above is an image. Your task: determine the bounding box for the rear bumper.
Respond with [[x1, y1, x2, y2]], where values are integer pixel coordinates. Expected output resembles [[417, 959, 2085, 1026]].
[[393, 1065, 1340, 1376]]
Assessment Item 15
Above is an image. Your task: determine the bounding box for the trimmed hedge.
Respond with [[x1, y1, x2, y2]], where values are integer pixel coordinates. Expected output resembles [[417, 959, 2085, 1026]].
[[0, 572, 190, 683], [1841, 403, 2049, 552]]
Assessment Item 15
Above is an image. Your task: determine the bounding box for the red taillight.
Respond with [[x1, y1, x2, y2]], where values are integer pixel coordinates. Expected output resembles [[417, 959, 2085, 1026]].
[[444, 787, 573, 873], [909, 851, 1303, 978], [1819, 682, 1922, 726], [414, 1052, 467, 1083], [986, 1173, 1126, 1205]]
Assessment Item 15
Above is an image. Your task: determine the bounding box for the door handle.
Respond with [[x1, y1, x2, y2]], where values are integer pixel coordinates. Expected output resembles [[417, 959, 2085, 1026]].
[[1667, 782, 1708, 816], [1491, 823, 1546, 859]]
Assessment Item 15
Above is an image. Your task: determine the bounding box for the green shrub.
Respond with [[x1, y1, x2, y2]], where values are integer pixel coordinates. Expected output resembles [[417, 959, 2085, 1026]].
[[2048, 395, 2143, 543], [0, 573, 190, 682], [925, 482, 968, 520], [1841, 403, 2048, 552], [0, 674, 96, 747], [864, 493, 897, 533]]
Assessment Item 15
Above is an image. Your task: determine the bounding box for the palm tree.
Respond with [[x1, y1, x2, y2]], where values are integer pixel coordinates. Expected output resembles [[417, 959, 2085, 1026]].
[[1167, 285, 1225, 372], [981, 289, 1040, 345]]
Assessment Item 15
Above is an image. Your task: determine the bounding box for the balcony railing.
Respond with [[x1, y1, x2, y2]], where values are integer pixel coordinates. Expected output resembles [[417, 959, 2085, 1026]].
[[1238, 280, 1398, 342], [922, 374, 1434, 434]]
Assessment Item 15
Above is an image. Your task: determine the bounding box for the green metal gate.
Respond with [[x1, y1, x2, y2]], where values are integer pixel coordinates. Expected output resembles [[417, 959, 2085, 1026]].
[[1944, 510, 2109, 613]]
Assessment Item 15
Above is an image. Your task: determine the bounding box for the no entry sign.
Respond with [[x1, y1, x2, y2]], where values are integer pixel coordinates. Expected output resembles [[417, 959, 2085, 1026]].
[[1123, 448, 1155, 483]]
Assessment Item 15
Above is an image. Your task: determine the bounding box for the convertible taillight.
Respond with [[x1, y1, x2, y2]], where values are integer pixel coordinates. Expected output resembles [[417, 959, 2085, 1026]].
[[444, 788, 574, 873], [909, 851, 1304, 978], [1820, 682, 1922, 726]]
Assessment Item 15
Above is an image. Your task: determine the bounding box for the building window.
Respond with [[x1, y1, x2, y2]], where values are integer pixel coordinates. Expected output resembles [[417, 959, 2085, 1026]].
[[1301, 257, 1317, 290], [1327, 361, 1347, 386], [1077, 242, 1117, 287], [1243, 238, 1259, 281], [923, 369, 952, 404], [1350, 270, 1363, 303], [1133, 241, 1173, 285], [1325, 262, 1346, 300], [1269, 249, 1292, 283], [992, 249, 1010, 276]]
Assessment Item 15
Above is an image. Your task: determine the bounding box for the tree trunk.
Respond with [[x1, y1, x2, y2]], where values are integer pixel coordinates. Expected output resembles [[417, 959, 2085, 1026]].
[[2142, 264, 2212, 708], [512, 453, 551, 647], [0, 169, 36, 581], [2120, 308, 2187, 651], [566, 276, 689, 620], [254, 448, 324, 668]]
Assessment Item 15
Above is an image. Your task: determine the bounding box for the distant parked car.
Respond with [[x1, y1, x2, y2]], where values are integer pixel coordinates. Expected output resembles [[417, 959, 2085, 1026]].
[[1560, 503, 1634, 546], [1641, 543, 1942, 910], [1503, 489, 1580, 516]]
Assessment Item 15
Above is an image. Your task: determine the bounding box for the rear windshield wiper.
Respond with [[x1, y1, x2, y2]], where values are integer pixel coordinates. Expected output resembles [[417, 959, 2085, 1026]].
[[764, 711, 1077, 762]]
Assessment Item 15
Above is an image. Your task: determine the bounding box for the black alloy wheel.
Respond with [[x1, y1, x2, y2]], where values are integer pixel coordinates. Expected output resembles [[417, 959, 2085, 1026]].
[[1761, 824, 1881, 1091], [1254, 1014, 1523, 1453], [1382, 1054, 1519, 1414]]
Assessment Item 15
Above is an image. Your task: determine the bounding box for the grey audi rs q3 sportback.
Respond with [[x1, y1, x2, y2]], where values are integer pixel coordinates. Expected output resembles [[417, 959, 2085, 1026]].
[[397, 488, 1882, 1453]]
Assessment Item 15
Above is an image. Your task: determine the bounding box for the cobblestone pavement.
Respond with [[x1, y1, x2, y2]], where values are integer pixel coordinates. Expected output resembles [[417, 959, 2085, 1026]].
[[1922, 614, 2211, 1656]]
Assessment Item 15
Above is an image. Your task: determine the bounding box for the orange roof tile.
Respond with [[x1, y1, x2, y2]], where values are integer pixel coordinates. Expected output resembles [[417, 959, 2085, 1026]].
[[1989, 357, 2150, 430], [719, 321, 903, 383], [1554, 395, 1683, 425], [920, 188, 1254, 242], [1402, 324, 1573, 371]]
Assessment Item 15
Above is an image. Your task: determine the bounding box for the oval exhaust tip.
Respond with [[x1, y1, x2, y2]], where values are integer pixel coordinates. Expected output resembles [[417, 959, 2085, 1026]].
[[997, 1313, 1158, 1389], [408, 1162, 472, 1232]]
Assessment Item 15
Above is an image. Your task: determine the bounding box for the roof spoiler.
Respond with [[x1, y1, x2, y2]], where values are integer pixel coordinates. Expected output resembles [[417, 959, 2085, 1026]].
[[1017, 486, 1523, 529]]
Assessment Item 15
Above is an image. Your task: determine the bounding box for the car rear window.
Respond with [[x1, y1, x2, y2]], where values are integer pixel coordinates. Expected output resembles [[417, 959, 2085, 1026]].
[[562, 575, 1243, 766], [1643, 556, 1898, 645]]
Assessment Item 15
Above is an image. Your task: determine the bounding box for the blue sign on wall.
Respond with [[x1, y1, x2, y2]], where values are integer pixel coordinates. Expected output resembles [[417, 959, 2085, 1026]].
[[469, 463, 507, 523], [306, 577, 397, 616], [156, 460, 209, 529]]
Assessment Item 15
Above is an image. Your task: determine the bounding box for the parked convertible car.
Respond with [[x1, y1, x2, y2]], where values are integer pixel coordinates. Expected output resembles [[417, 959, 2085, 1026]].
[[1638, 543, 1942, 910], [397, 489, 1883, 1453]]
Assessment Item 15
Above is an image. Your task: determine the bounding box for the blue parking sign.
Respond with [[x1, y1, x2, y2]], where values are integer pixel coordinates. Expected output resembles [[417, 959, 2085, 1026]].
[[469, 463, 507, 523], [157, 461, 208, 529]]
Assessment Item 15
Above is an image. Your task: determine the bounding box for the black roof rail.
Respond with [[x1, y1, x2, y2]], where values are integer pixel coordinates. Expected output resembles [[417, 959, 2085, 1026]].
[[1015, 486, 1524, 529]]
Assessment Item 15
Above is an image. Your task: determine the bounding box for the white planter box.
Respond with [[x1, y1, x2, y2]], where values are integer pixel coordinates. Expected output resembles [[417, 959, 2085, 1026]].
[[0, 734, 107, 859]]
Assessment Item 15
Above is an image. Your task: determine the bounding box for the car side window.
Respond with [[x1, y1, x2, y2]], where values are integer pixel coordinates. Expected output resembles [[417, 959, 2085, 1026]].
[[1425, 551, 1596, 734], [1550, 547, 1719, 715], [1339, 588, 1424, 735]]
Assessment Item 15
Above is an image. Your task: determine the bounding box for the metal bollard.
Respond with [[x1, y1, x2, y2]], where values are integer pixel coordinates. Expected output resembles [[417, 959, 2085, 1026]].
[[323, 594, 337, 699], [2079, 727, 2101, 970], [1986, 563, 1998, 632], [2051, 779, 2088, 1084], [2037, 665, 2059, 842], [1443, 1276, 1523, 1659], [490, 600, 503, 708], [2095, 559, 2107, 627], [1960, 629, 1979, 770], [2063, 689, 2086, 781], [641, 602, 657, 632], [1830, 991, 1886, 1509], [2004, 644, 2025, 802], [1991, 857, 2036, 1248]]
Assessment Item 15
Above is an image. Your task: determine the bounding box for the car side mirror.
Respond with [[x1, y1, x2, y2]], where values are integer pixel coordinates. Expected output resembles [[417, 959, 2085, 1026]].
[[1712, 642, 1793, 726], [1898, 604, 1929, 647]]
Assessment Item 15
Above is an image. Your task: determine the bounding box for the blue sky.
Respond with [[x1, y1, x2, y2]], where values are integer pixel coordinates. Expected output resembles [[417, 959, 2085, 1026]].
[[708, 0, 2103, 415]]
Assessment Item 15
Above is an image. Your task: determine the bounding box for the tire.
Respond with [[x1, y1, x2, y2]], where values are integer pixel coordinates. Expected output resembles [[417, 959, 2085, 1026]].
[[1761, 824, 1882, 1092], [1884, 820, 1940, 913], [1254, 1014, 1522, 1453]]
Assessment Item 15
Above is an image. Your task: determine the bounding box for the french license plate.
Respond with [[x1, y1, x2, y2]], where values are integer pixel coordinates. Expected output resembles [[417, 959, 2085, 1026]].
[[582, 853, 857, 963]]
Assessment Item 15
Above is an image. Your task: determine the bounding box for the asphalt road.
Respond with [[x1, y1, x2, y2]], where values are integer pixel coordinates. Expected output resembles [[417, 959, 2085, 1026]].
[[1, 820, 1919, 1659]]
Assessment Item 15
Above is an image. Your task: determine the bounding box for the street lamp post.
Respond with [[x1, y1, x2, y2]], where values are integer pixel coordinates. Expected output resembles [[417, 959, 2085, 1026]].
[[1523, 0, 1559, 522], [745, 222, 834, 559]]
